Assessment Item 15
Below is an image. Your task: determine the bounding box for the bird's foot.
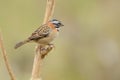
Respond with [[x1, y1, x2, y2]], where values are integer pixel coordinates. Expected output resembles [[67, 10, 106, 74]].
[[35, 44, 54, 59]]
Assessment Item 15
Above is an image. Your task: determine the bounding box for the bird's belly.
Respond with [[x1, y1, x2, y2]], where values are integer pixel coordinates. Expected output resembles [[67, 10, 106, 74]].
[[37, 31, 58, 45]]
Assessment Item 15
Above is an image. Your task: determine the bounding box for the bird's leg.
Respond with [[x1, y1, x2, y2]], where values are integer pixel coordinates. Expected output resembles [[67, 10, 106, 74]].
[[42, 44, 54, 58], [41, 44, 54, 58], [35, 44, 54, 58]]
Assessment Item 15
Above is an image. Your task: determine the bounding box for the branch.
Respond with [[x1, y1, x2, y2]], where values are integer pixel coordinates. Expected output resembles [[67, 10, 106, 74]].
[[31, 0, 55, 80], [0, 32, 16, 80], [43, 0, 55, 24]]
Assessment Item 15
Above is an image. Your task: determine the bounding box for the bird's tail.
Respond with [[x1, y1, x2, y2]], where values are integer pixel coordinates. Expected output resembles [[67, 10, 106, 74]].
[[14, 39, 30, 49]]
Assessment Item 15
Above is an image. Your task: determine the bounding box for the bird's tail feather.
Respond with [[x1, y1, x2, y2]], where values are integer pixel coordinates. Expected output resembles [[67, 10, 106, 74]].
[[14, 39, 30, 49]]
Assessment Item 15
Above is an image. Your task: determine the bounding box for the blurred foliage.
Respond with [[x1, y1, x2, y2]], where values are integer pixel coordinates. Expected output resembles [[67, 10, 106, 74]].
[[0, 0, 120, 80]]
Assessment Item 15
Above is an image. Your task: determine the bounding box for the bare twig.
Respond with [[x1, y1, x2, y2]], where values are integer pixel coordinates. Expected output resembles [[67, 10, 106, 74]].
[[0, 32, 16, 80], [43, 0, 55, 24], [30, 46, 42, 80], [31, 0, 55, 80]]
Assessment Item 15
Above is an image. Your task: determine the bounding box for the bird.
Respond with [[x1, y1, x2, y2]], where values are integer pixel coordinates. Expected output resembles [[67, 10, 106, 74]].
[[14, 19, 64, 49]]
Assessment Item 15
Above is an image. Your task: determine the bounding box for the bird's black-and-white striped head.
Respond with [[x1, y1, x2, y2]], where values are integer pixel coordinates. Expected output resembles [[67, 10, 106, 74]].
[[50, 19, 64, 28]]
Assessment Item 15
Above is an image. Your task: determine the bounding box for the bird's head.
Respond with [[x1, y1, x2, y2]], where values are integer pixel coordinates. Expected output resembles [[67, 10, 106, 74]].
[[50, 19, 64, 28]]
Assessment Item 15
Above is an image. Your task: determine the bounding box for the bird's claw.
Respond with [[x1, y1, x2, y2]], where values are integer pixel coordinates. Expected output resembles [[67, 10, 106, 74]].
[[35, 44, 54, 59]]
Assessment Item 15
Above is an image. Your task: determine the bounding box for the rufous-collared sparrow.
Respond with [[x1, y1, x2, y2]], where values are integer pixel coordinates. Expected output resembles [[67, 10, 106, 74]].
[[14, 19, 64, 49]]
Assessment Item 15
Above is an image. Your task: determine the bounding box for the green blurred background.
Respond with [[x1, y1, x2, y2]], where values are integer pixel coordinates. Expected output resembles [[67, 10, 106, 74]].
[[0, 0, 120, 80]]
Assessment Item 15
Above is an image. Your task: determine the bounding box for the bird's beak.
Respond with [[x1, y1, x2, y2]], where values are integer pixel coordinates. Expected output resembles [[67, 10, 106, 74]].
[[61, 23, 64, 26]]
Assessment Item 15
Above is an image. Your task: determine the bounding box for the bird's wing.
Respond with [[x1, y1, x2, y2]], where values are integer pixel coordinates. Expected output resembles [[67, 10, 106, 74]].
[[28, 24, 51, 40]]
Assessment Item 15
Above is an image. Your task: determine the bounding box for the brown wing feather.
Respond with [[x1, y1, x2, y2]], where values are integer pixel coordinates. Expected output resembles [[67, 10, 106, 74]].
[[28, 24, 51, 40]]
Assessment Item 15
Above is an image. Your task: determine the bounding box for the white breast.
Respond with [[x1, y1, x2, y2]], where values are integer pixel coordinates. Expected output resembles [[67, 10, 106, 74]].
[[37, 31, 58, 45]]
